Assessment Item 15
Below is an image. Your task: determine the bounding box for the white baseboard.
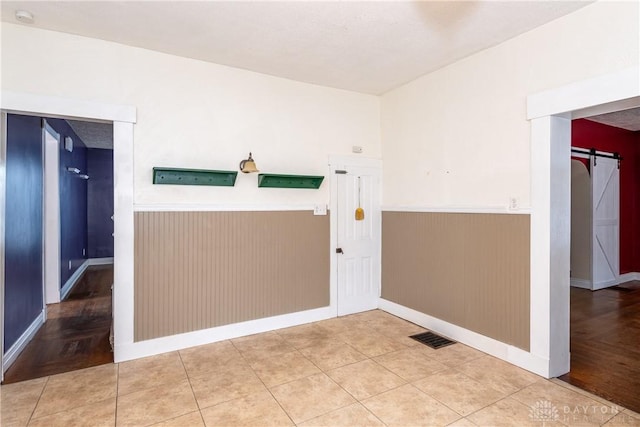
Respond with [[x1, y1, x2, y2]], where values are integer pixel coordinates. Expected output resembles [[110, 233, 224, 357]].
[[618, 272, 640, 283], [114, 305, 336, 363], [60, 259, 90, 300], [378, 298, 550, 378], [570, 278, 591, 289], [2, 310, 45, 373], [59, 258, 113, 300], [88, 257, 114, 266], [574, 272, 640, 291]]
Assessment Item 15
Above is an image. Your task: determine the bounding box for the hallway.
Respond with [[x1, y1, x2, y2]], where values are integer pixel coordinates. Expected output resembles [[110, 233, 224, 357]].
[[560, 281, 640, 413], [3, 265, 113, 384]]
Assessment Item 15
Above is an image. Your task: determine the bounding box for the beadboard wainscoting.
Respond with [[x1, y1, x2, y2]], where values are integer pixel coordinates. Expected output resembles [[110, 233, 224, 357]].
[[134, 210, 330, 341], [381, 211, 531, 351]]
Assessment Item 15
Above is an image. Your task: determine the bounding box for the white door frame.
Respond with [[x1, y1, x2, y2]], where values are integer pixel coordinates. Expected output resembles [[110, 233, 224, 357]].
[[527, 66, 639, 378], [0, 112, 6, 381], [43, 121, 61, 304], [328, 155, 382, 317], [0, 91, 136, 377]]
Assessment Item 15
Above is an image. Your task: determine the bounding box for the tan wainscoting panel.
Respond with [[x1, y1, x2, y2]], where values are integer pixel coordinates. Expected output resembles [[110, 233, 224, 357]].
[[134, 211, 330, 341], [382, 212, 530, 351]]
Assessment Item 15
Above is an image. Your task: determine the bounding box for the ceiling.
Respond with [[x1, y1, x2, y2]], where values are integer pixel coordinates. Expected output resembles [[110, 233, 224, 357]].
[[0, 1, 592, 95], [585, 107, 640, 132], [67, 120, 113, 149]]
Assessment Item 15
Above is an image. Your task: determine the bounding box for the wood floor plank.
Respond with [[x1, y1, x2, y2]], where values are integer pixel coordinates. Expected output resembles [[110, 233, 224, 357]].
[[559, 281, 640, 413], [2, 265, 114, 384]]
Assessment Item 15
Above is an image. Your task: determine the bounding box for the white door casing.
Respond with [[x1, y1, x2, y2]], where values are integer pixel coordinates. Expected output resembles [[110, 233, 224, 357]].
[[591, 156, 620, 290], [332, 160, 381, 316], [43, 121, 61, 304]]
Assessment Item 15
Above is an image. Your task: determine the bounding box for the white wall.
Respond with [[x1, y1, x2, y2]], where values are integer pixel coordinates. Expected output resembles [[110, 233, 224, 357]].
[[0, 23, 381, 207], [570, 159, 591, 282], [381, 1, 639, 209]]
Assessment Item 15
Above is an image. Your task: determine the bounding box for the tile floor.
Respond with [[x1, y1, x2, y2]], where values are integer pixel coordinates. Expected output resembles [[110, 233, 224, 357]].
[[2, 310, 639, 427]]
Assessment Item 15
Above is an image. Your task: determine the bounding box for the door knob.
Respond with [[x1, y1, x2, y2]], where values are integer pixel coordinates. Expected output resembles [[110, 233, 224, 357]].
[[336, 248, 344, 254]]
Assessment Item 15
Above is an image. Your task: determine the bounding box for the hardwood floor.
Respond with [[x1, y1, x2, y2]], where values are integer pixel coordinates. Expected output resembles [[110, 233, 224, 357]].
[[3, 265, 114, 384], [559, 280, 640, 413]]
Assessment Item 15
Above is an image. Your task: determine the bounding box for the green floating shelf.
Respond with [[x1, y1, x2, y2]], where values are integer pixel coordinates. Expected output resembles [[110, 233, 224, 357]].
[[258, 173, 324, 189], [153, 167, 237, 187]]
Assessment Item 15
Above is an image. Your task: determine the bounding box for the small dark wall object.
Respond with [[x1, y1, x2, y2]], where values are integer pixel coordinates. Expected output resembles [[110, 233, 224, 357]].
[[409, 331, 456, 349]]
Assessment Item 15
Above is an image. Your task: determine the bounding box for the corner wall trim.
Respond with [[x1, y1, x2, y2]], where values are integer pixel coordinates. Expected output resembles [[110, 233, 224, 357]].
[[60, 259, 90, 300], [378, 298, 550, 378], [2, 310, 45, 373], [114, 305, 335, 363]]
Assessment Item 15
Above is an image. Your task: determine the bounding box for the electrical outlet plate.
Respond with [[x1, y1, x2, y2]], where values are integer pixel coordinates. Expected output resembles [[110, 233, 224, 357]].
[[314, 205, 327, 215], [509, 197, 518, 210]]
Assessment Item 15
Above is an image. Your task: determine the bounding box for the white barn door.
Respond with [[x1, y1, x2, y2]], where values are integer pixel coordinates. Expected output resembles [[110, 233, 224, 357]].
[[591, 156, 619, 290]]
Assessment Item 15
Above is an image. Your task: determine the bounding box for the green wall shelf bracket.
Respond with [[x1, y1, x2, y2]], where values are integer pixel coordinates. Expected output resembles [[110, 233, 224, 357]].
[[153, 167, 238, 187], [258, 173, 324, 189]]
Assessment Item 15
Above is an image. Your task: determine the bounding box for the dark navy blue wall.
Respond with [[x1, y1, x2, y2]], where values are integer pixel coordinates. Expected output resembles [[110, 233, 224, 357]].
[[4, 114, 44, 350], [47, 119, 88, 288], [87, 148, 114, 258]]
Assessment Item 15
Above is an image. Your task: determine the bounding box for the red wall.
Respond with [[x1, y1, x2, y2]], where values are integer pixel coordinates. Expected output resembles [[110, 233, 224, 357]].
[[572, 119, 640, 274]]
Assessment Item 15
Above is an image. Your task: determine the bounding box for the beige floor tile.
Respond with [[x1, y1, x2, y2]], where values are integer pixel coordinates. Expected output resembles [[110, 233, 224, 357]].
[[422, 343, 485, 367], [232, 332, 295, 362], [604, 412, 640, 426], [32, 364, 117, 419], [413, 369, 506, 416], [152, 411, 205, 427], [511, 380, 620, 425], [314, 317, 370, 336], [270, 373, 355, 424], [626, 409, 640, 420], [179, 340, 243, 379], [467, 397, 559, 426], [275, 323, 334, 349], [361, 383, 461, 427], [28, 397, 115, 427], [338, 330, 407, 357], [327, 359, 406, 400], [374, 347, 448, 381], [457, 355, 540, 394], [299, 339, 368, 371], [116, 379, 198, 426], [299, 402, 385, 427], [375, 324, 430, 347], [117, 351, 187, 395], [190, 362, 266, 409], [249, 350, 320, 388], [200, 390, 293, 426], [550, 378, 626, 408], [447, 418, 478, 426], [1, 377, 47, 427]]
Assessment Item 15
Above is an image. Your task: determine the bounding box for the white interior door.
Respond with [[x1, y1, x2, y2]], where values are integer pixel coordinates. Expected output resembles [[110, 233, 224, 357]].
[[591, 156, 619, 290], [334, 163, 381, 316]]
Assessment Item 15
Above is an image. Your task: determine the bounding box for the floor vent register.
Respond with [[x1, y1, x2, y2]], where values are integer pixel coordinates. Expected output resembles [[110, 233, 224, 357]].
[[409, 331, 456, 349]]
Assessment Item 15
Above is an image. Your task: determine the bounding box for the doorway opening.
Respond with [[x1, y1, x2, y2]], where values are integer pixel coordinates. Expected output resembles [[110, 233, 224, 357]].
[[2, 114, 115, 383], [561, 111, 640, 412]]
